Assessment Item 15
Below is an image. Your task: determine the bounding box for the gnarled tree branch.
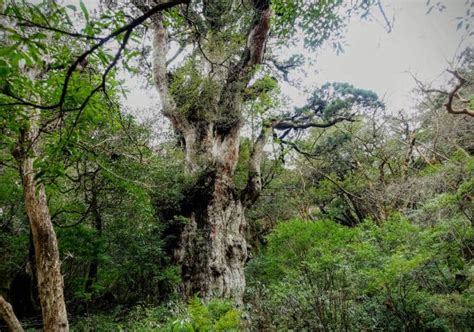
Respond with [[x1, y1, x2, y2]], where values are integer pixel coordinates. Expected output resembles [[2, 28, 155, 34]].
[[445, 70, 474, 117], [241, 114, 354, 206], [216, 0, 272, 129], [273, 116, 355, 130], [133, 0, 189, 132], [413, 69, 473, 118]]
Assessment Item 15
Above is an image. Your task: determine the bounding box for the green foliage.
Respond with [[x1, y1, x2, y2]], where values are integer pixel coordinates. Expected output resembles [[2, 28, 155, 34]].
[[272, 0, 344, 49], [169, 59, 221, 121], [246, 215, 474, 330], [271, 0, 374, 50], [71, 298, 241, 331], [0, 166, 29, 288], [298, 82, 384, 120], [164, 298, 240, 332]]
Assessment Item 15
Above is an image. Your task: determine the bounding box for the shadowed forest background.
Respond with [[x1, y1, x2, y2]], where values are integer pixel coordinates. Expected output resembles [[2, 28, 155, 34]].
[[0, 0, 473, 331]]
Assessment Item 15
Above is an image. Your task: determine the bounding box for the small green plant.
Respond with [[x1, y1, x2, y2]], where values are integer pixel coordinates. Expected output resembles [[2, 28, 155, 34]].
[[70, 298, 241, 331], [164, 297, 241, 332]]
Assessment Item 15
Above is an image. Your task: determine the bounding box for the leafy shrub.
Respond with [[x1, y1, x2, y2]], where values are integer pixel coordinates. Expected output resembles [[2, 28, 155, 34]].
[[163, 298, 241, 332], [246, 217, 474, 330], [70, 298, 241, 331]]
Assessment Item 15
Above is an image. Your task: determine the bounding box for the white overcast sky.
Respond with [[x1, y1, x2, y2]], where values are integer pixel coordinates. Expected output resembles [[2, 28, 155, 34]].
[[75, 0, 472, 118], [301, 0, 472, 112]]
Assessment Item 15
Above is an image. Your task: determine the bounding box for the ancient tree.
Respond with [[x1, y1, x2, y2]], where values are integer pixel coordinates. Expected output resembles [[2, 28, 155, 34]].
[[0, 0, 382, 308], [135, 0, 382, 301]]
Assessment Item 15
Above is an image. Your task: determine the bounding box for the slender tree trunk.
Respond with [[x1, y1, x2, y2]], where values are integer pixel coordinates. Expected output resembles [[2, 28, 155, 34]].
[[85, 190, 102, 294], [14, 109, 69, 331], [0, 295, 24, 332], [27, 229, 40, 313]]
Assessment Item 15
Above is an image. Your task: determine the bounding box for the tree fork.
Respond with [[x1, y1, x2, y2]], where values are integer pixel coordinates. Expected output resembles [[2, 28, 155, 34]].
[[134, 0, 272, 302]]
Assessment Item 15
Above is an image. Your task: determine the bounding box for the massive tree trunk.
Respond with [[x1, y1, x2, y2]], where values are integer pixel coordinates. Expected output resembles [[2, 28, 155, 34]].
[[136, 0, 272, 302], [14, 108, 69, 331], [177, 174, 247, 300], [175, 125, 247, 301]]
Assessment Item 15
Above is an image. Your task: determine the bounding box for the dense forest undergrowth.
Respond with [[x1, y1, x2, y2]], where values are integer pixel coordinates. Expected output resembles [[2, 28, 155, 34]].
[[0, 0, 473, 331]]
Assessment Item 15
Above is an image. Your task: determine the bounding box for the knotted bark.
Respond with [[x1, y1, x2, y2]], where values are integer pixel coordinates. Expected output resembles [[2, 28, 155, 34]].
[[135, 0, 272, 302], [177, 185, 247, 301]]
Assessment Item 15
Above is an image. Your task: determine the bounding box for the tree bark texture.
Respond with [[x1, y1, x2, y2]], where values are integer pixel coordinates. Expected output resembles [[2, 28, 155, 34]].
[[138, 0, 272, 302], [14, 108, 69, 331], [0, 295, 24, 332], [174, 124, 247, 301], [177, 183, 247, 300]]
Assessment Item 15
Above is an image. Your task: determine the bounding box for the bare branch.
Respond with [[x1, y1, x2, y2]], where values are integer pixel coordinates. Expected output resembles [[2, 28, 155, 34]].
[[412, 70, 473, 117], [376, 0, 394, 33], [166, 46, 185, 66], [265, 57, 298, 81], [273, 116, 354, 130], [445, 70, 474, 117]]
